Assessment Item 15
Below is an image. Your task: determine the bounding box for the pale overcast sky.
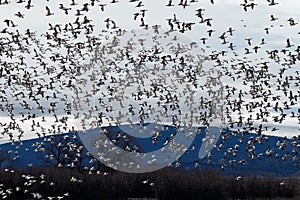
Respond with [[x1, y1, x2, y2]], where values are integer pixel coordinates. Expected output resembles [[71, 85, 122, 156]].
[[0, 0, 299, 142]]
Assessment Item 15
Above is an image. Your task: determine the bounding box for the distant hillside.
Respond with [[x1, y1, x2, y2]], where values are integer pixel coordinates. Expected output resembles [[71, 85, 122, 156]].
[[0, 124, 299, 177], [288, 170, 300, 179]]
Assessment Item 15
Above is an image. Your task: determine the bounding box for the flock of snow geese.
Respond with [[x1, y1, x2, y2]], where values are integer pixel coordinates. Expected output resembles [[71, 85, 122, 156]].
[[0, 0, 299, 198]]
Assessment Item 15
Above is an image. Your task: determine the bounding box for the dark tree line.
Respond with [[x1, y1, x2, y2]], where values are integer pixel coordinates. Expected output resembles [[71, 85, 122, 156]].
[[0, 167, 297, 200]]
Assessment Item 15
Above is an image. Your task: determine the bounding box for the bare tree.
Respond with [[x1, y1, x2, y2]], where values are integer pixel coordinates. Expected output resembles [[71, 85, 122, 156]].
[[0, 148, 11, 169]]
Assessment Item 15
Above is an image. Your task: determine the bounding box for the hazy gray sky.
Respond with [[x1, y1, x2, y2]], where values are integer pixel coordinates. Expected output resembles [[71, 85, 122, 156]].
[[0, 0, 299, 142]]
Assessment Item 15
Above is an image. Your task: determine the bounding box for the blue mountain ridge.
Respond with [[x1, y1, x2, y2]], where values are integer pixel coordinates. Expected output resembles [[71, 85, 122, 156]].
[[0, 123, 299, 177]]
